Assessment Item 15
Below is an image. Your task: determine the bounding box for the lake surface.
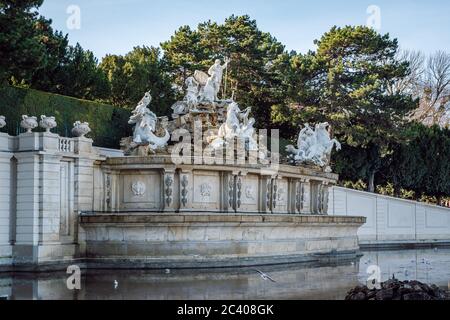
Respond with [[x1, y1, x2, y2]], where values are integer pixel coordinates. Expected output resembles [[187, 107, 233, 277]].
[[1, 248, 450, 300]]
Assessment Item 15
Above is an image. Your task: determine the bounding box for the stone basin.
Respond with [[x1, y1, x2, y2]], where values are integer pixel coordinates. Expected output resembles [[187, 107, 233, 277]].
[[79, 213, 366, 268]]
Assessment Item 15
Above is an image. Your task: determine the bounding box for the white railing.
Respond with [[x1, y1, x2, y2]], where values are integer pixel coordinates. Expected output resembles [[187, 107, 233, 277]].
[[328, 186, 450, 246], [58, 138, 74, 153]]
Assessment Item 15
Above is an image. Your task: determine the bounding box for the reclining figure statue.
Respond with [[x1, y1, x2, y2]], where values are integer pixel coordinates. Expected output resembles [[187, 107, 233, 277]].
[[127, 92, 170, 152], [208, 102, 259, 152]]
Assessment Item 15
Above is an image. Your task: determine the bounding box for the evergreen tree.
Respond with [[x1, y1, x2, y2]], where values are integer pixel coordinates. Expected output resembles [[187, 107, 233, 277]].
[[53, 43, 110, 100], [0, 0, 68, 84], [273, 26, 417, 192], [100, 46, 175, 114], [162, 15, 286, 127]]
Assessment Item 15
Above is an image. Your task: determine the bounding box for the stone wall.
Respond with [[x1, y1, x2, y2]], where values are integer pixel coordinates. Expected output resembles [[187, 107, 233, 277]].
[[96, 156, 338, 216], [0, 133, 14, 267], [329, 187, 450, 247], [80, 214, 365, 268], [0, 131, 122, 269]]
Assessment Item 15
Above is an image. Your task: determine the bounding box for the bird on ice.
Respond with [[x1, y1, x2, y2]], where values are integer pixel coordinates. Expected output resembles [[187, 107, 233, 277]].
[[114, 280, 119, 289], [253, 269, 276, 283]]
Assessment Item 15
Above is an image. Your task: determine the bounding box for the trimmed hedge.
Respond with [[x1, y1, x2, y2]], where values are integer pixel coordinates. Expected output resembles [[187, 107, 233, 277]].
[[0, 85, 131, 148]]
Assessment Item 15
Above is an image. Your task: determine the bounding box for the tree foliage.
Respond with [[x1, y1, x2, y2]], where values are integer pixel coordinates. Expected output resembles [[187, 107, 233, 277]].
[[100, 46, 175, 114], [273, 26, 418, 191], [0, 4, 448, 200], [162, 15, 286, 127], [35, 43, 110, 100], [386, 123, 450, 199], [0, 0, 68, 84]]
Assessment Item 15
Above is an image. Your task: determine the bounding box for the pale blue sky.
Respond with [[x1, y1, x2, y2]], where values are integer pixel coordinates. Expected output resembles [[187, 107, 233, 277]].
[[40, 0, 450, 59]]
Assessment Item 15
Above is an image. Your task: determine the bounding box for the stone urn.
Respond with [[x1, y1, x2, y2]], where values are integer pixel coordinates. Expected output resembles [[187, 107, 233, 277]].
[[39, 115, 57, 133], [72, 121, 91, 138], [0, 116, 6, 129], [20, 115, 38, 133]]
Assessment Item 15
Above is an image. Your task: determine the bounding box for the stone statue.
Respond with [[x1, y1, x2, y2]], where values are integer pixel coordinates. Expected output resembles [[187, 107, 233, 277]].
[[20, 115, 38, 133], [171, 77, 200, 116], [72, 121, 91, 138], [286, 122, 341, 171], [39, 115, 57, 133], [185, 76, 200, 108], [0, 116, 6, 129], [208, 58, 230, 101], [128, 92, 170, 150], [198, 75, 217, 104], [209, 102, 258, 151]]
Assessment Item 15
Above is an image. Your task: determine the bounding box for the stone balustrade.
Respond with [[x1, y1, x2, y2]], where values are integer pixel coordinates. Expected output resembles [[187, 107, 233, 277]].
[[58, 137, 74, 153]]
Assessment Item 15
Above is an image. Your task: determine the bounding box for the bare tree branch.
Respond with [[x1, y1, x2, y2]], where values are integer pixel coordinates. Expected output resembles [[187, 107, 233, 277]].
[[408, 51, 450, 127]]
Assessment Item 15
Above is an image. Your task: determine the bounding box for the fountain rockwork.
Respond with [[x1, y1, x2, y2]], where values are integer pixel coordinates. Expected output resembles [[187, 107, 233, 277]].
[[0, 60, 365, 271]]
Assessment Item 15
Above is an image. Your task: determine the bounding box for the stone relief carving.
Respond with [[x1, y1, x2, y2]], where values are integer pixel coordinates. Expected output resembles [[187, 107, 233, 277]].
[[131, 181, 146, 197], [295, 182, 302, 212], [272, 181, 278, 209], [200, 183, 212, 198], [317, 184, 323, 214], [317, 184, 327, 215], [164, 175, 173, 206], [228, 175, 235, 209], [296, 182, 306, 213], [39, 115, 57, 133], [0, 116, 6, 129], [266, 180, 272, 210], [181, 175, 189, 207], [245, 186, 255, 200], [236, 176, 243, 209], [286, 122, 341, 171], [105, 174, 112, 209], [20, 115, 38, 133], [277, 187, 285, 203]]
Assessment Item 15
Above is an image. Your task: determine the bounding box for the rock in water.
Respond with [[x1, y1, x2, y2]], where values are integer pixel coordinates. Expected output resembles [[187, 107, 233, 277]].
[[345, 280, 449, 301]]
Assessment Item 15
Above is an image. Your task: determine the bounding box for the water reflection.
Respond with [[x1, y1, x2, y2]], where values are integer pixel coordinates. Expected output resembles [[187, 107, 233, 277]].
[[1, 248, 450, 300]]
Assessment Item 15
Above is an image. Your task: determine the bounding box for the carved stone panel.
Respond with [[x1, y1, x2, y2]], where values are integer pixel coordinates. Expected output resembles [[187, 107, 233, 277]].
[[272, 178, 288, 213], [239, 174, 259, 212], [192, 171, 220, 211], [121, 172, 161, 210]]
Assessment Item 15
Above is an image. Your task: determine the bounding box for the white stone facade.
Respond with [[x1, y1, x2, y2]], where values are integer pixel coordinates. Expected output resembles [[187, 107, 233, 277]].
[[0, 130, 121, 269], [1, 127, 448, 270], [0, 129, 360, 269]]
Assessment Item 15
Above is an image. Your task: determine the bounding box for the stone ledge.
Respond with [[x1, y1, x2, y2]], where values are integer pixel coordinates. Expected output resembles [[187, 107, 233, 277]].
[[103, 155, 339, 180], [80, 213, 366, 226]]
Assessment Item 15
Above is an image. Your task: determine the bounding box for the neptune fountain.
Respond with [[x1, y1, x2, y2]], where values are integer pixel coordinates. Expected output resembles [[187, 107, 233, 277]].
[[0, 58, 365, 271], [78, 58, 365, 269]]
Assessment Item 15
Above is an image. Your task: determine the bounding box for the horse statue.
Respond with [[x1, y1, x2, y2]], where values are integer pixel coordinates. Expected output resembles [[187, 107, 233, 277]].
[[286, 122, 341, 170], [314, 122, 341, 160]]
